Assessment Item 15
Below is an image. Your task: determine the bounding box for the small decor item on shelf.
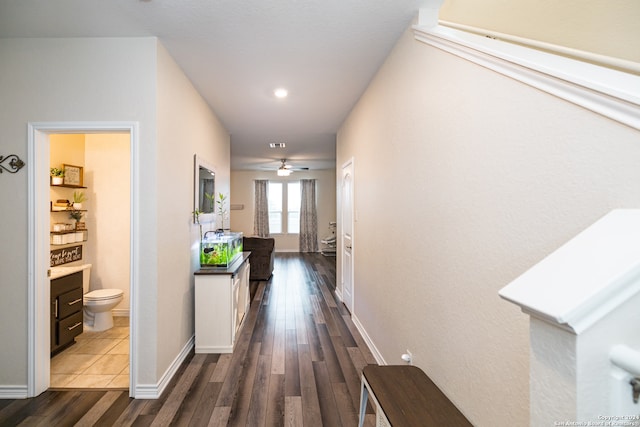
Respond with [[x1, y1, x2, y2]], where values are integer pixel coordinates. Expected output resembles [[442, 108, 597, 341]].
[[50, 167, 65, 185], [63, 164, 83, 186], [69, 209, 83, 224], [72, 191, 86, 209], [52, 199, 71, 211]]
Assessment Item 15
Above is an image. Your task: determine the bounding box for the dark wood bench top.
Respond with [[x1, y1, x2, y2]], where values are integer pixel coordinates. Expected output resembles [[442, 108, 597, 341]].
[[363, 365, 472, 427]]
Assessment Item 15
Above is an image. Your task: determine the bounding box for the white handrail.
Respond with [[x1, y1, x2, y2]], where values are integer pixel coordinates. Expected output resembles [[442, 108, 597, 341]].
[[610, 345, 640, 376]]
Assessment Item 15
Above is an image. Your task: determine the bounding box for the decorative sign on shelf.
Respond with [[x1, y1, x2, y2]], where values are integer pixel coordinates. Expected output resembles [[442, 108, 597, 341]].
[[63, 164, 83, 186], [50, 245, 83, 267]]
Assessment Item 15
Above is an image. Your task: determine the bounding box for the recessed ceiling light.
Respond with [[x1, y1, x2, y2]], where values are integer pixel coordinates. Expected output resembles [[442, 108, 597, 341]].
[[269, 142, 286, 148], [274, 88, 288, 98]]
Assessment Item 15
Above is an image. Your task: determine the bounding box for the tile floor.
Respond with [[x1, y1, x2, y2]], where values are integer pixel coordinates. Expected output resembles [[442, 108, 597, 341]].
[[50, 316, 129, 389]]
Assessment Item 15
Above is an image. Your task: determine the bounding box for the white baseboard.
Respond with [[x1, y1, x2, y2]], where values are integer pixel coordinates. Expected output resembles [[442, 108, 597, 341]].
[[0, 385, 28, 399], [113, 309, 130, 317], [352, 314, 386, 365], [133, 335, 194, 399]]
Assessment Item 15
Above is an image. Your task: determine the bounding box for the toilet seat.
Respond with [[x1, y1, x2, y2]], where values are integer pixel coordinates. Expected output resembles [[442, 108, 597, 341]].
[[84, 289, 124, 301]]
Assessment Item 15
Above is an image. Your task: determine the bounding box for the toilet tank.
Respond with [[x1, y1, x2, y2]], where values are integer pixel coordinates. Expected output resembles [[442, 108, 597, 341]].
[[81, 264, 92, 293]]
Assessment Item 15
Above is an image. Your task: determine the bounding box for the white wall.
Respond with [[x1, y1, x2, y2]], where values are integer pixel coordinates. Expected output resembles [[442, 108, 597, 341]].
[[0, 37, 229, 393], [0, 37, 158, 388], [230, 169, 336, 252], [156, 42, 230, 381], [336, 24, 640, 426]]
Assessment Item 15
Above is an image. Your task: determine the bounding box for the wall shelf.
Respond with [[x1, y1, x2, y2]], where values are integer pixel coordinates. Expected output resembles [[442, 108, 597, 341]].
[[50, 183, 86, 189], [50, 208, 87, 212]]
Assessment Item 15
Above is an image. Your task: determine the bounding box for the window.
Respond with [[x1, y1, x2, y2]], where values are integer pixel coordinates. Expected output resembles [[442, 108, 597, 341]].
[[287, 181, 300, 233], [268, 181, 300, 234]]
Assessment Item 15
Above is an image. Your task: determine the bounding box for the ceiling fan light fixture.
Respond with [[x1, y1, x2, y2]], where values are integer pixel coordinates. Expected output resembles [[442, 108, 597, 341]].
[[277, 168, 291, 176]]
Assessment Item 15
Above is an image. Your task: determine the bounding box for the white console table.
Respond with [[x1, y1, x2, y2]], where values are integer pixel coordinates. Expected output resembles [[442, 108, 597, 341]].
[[194, 252, 250, 353]]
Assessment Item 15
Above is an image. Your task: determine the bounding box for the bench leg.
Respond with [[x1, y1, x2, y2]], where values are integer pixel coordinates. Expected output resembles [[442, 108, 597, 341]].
[[358, 376, 369, 427]]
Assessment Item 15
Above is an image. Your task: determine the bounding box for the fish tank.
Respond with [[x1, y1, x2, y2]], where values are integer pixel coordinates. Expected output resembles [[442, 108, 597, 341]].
[[200, 231, 243, 267]]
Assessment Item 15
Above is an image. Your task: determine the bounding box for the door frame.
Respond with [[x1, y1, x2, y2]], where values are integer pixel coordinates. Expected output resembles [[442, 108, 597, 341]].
[[27, 121, 139, 397], [340, 157, 355, 314]]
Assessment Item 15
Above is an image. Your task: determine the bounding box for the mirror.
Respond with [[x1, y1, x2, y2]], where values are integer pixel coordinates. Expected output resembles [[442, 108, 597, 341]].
[[194, 154, 215, 223]]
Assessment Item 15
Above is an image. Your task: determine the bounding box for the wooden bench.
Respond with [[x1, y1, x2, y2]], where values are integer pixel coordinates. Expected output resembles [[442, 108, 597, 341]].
[[358, 365, 472, 427]]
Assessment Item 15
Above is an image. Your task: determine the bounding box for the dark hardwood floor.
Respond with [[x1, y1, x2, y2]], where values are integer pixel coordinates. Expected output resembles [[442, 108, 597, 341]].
[[0, 253, 378, 426]]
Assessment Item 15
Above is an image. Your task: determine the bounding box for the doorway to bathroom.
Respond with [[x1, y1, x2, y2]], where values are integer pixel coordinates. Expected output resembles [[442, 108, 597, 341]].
[[49, 133, 130, 389], [28, 122, 139, 398]]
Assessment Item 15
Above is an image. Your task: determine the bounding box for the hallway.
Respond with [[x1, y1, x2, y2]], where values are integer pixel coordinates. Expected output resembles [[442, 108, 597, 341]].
[[0, 253, 378, 426]]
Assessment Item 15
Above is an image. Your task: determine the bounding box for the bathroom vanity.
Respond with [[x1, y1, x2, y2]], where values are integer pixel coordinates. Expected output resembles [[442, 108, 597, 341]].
[[194, 252, 250, 353], [50, 270, 83, 354]]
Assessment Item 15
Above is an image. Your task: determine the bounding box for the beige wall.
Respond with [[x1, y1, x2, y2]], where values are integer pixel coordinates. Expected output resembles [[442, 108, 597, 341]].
[[337, 25, 640, 426], [439, 0, 640, 62], [156, 42, 230, 380], [84, 133, 131, 312], [230, 170, 336, 252]]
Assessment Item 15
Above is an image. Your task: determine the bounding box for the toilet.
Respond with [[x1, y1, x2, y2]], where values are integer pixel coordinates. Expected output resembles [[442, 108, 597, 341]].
[[81, 264, 124, 332]]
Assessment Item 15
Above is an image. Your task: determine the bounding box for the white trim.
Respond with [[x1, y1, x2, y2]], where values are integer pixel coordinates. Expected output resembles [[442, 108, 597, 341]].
[[413, 24, 640, 131], [194, 344, 233, 354], [134, 336, 194, 399], [352, 314, 386, 366], [27, 121, 139, 398], [500, 209, 640, 334], [0, 386, 28, 399]]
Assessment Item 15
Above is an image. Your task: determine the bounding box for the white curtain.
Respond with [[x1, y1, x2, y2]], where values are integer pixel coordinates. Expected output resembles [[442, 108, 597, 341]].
[[253, 179, 270, 237], [299, 179, 318, 252]]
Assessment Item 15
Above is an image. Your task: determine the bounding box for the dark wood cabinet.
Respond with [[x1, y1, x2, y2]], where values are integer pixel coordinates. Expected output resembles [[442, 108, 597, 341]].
[[51, 271, 83, 355]]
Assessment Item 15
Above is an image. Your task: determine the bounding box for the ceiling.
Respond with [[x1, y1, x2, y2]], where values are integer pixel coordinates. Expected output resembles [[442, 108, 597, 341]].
[[0, 0, 428, 171]]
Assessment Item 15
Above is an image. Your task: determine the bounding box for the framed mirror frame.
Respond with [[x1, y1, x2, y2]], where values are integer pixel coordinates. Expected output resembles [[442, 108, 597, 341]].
[[194, 154, 216, 224]]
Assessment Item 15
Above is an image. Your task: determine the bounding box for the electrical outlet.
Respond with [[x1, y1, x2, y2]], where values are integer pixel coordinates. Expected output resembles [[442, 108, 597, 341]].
[[401, 350, 413, 365]]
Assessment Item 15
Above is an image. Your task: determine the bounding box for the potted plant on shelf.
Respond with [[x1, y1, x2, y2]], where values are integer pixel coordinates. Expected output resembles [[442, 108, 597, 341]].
[[50, 167, 65, 185], [72, 191, 86, 209], [69, 209, 84, 230]]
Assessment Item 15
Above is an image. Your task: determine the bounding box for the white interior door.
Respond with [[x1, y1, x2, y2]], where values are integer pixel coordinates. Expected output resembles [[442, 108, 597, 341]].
[[341, 159, 354, 313]]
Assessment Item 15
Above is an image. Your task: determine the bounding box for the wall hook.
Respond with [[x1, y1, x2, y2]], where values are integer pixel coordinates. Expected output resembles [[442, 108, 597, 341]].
[[0, 154, 25, 174]]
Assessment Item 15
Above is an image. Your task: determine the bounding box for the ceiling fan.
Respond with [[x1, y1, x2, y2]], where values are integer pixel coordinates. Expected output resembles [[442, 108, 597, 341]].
[[276, 159, 308, 176]]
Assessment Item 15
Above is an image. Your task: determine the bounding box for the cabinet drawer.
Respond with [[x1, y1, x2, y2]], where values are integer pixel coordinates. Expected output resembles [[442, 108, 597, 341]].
[[52, 271, 83, 295], [58, 287, 84, 319], [58, 311, 83, 345]]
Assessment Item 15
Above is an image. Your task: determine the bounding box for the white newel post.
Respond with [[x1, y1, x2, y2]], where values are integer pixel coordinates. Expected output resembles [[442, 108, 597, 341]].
[[500, 210, 640, 426]]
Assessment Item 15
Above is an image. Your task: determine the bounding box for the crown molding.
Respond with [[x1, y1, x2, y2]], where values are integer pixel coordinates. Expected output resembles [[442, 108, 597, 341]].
[[413, 24, 640, 131]]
